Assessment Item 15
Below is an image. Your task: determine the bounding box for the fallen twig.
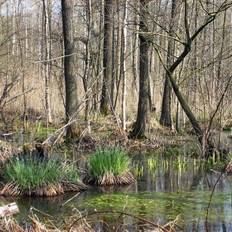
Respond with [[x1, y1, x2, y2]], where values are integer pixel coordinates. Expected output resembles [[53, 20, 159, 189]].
[[67, 210, 170, 232], [56, 192, 80, 212], [23, 206, 53, 224]]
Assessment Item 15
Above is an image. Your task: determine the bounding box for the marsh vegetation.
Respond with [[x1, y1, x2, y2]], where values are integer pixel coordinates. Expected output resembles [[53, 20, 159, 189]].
[[1, 0, 232, 231], [86, 147, 135, 186]]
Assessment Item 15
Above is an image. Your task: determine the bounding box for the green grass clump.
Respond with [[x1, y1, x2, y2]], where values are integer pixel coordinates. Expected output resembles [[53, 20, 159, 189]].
[[165, 147, 180, 158], [88, 147, 135, 186], [4, 156, 62, 190], [89, 147, 129, 178], [1, 154, 85, 196]]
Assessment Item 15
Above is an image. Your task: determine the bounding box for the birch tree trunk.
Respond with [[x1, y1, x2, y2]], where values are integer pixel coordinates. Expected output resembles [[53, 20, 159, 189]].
[[94, 0, 104, 112], [113, 0, 122, 110], [122, 0, 128, 131], [43, 0, 52, 124]]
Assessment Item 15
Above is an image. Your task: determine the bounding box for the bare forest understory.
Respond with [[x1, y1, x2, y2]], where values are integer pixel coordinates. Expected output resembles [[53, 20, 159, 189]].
[[1, 0, 232, 154]]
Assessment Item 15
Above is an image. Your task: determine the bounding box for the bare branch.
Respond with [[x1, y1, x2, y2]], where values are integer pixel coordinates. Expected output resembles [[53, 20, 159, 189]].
[[67, 210, 170, 232]]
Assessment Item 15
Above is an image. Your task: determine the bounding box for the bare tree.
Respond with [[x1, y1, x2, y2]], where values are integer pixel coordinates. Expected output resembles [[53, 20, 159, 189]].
[[153, 0, 232, 154], [159, 0, 179, 129], [43, 0, 52, 124], [100, 0, 114, 116], [122, 0, 128, 131], [61, 0, 78, 138], [130, 0, 150, 139]]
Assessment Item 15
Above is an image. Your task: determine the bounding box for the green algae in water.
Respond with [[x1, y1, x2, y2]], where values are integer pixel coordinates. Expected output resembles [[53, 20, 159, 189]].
[[71, 190, 232, 226]]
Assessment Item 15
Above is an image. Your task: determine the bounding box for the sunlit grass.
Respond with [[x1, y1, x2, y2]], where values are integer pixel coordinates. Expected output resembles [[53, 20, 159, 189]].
[[89, 147, 129, 178], [1, 154, 85, 196], [88, 147, 135, 185]]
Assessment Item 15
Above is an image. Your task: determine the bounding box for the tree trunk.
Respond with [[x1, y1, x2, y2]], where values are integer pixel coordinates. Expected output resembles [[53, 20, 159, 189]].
[[154, 0, 227, 147], [122, 0, 128, 131], [100, 0, 114, 116], [61, 0, 78, 138], [94, 0, 104, 112], [83, 0, 92, 133], [129, 0, 150, 139], [132, 0, 139, 93], [43, 0, 52, 124], [113, 0, 122, 110], [160, 0, 178, 129]]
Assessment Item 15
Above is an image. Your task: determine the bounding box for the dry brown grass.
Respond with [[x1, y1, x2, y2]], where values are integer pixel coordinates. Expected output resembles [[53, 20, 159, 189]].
[[97, 171, 135, 186], [0, 180, 87, 197], [0, 215, 95, 232], [0, 217, 24, 232], [86, 171, 136, 187], [0, 141, 22, 165]]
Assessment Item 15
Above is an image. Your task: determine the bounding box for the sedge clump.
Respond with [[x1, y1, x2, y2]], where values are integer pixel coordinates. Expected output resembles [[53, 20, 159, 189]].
[[0, 153, 87, 197], [86, 147, 135, 186]]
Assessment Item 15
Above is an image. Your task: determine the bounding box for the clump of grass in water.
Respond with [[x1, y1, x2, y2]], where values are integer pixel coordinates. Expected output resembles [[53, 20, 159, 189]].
[[165, 147, 180, 158], [0, 154, 87, 197], [87, 147, 135, 186]]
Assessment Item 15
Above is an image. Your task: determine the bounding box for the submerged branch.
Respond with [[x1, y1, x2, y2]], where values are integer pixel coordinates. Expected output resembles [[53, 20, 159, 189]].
[[67, 210, 170, 232]]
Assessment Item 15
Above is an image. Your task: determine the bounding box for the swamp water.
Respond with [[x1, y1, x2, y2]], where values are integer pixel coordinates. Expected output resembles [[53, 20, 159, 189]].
[[2, 131, 232, 231], [1, 154, 232, 232]]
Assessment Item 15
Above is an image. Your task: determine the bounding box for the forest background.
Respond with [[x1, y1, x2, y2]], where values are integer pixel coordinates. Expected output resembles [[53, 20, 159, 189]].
[[1, 0, 232, 154]]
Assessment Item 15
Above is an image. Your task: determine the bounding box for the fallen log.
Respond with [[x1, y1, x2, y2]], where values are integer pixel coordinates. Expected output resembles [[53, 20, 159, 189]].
[[0, 202, 19, 218]]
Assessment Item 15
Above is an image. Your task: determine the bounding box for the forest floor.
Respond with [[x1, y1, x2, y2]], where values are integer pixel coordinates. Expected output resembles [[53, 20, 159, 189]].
[[0, 113, 230, 232], [0, 111, 205, 158]]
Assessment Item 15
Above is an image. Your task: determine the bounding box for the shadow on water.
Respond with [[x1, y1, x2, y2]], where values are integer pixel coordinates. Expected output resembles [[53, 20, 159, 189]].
[[2, 134, 232, 231]]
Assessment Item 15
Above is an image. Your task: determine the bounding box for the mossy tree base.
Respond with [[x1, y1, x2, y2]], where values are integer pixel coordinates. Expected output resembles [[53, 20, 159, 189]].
[[128, 129, 147, 140]]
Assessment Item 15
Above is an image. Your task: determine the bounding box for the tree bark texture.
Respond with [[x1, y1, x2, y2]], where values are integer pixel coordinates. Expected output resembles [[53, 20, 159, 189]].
[[100, 0, 114, 116], [61, 0, 78, 138], [160, 0, 178, 128], [122, 0, 128, 131], [43, 0, 52, 124], [130, 0, 150, 139]]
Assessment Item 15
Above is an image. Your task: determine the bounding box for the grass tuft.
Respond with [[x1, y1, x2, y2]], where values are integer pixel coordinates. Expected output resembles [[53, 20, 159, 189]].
[[1, 154, 86, 196], [87, 147, 135, 186]]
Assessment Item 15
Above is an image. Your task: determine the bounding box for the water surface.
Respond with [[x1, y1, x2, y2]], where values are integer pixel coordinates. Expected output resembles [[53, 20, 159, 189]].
[[2, 151, 232, 231]]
